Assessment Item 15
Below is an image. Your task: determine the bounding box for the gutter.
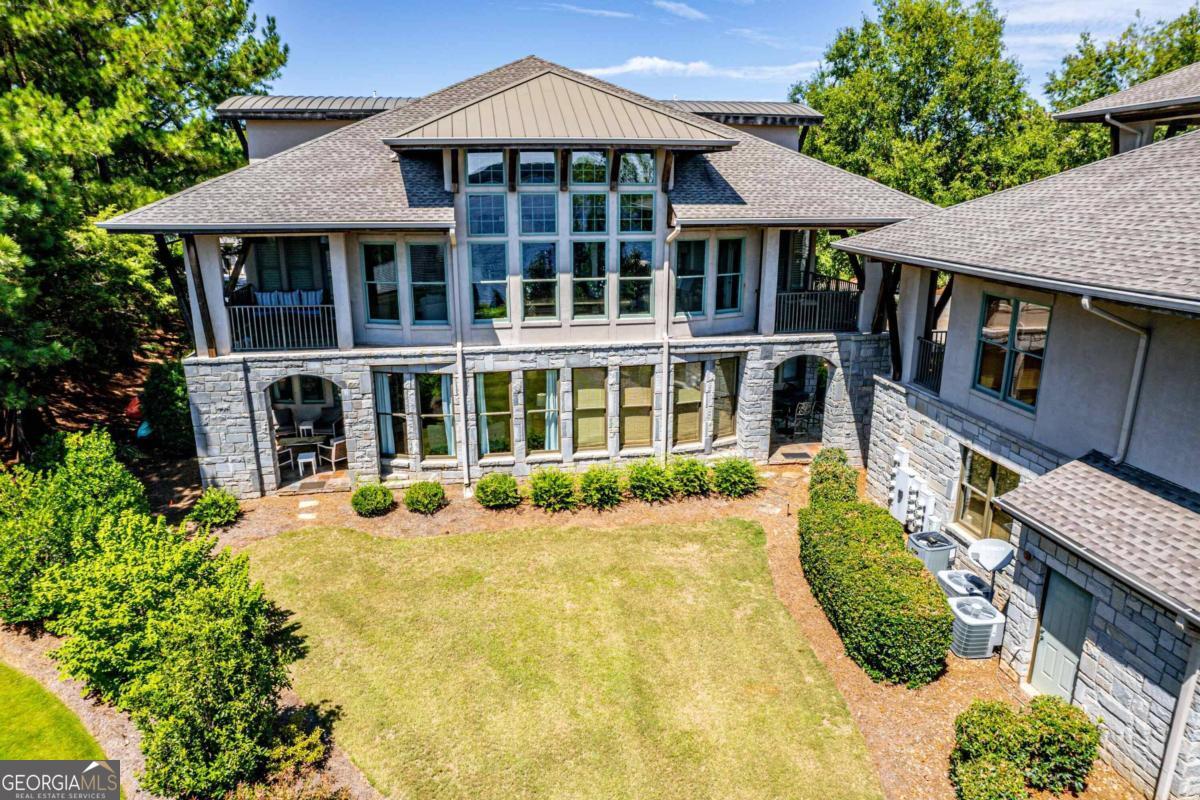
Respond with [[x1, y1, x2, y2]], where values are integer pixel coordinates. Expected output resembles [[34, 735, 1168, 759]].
[[661, 222, 683, 464], [676, 216, 909, 228], [1080, 297, 1149, 463], [98, 221, 456, 234], [448, 228, 472, 493], [1052, 94, 1200, 122], [1105, 113, 1150, 149]]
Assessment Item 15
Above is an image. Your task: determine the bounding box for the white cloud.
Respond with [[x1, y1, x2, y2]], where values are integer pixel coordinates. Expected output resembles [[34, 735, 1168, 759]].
[[582, 55, 818, 80], [727, 27, 792, 49], [997, 0, 1185, 26], [549, 3, 635, 17], [652, 0, 709, 21]]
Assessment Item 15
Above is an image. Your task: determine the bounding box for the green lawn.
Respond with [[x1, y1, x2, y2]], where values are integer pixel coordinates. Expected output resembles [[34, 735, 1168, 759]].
[[247, 521, 882, 800], [0, 661, 105, 760]]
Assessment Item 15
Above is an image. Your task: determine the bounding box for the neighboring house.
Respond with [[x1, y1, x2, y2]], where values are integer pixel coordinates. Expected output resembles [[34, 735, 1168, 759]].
[[102, 55, 931, 497], [838, 63, 1200, 800]]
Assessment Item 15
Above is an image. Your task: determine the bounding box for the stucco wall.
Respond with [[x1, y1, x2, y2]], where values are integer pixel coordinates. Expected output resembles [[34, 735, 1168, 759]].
[[244, 118, 353, 160]]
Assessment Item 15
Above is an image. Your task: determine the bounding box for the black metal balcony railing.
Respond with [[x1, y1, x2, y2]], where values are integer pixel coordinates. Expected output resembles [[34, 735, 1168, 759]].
[[914, 330, 947, 393], [228, 304, 338, 352], [775, 276, 860, 334]]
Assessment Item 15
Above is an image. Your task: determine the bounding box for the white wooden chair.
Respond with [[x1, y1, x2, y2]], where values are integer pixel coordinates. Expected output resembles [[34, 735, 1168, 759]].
[[318, 436, 348, 471], [277, 445, 294, 471]]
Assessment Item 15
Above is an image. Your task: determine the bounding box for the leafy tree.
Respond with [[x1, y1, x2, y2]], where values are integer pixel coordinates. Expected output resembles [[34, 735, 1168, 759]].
[[1045, 5, 1200, 167], [792, 0, 1062, 206]]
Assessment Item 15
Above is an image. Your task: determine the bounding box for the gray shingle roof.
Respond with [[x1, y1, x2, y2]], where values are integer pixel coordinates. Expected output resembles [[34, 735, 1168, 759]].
[[664, 100, 822, 126], [1054, 61, 1200, 122], [216, 95, 413, 120], [834, 130, 1200, 314], [997, 451, 1200, 623], [102, 56, 930, 234]]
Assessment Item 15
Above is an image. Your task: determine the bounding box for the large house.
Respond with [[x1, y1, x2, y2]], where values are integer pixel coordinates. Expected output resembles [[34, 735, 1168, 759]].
[[838, 62, 1200, 800], [101, 55, 931, 496]]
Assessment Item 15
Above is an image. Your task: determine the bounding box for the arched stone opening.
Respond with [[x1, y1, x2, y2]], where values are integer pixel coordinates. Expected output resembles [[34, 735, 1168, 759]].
[[769, 354, 837, 464], [263, 373, 349, 491]]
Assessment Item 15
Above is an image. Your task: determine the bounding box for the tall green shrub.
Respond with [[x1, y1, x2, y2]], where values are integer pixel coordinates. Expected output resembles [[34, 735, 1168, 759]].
[[668, 457, 711, 497], [579, 465, 622, 510], [711, 457, 761, 497], [625, 460, 673, 503], [474, 473, 521, 509], [143, 360, 196, 455], [808, 448, 858, 506], [797, 501, 952, 686], [1023, 696, 1100, 794], [529, 468, 578, 512]]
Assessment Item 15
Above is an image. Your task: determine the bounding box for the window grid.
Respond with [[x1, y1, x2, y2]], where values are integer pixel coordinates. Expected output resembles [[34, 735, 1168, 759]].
[[619, 151, 655, 185], [618, 240, 653, 318], [955, 449, 1020, 540], [674, 239, 706, 316], [519, 193, 557, 235], [373, 371, 408, 457], [672, 362, 703, 445], [974, 294, 1051, 410], [572, 367, 608, 452], [524, 369, 560, 453], [619, 365, 654, 448], [466, 151, 504, 186], [572, 241, 607, 319], [518, 151, 556, 185], [361, 241, 400, 323], [408, 243, 449, 325], [469, 243, 507, 322], [715, 238, 744, 314], [521, 242, 558, 320], [713, 357, 739, 440], [417, 373, 456, 458], [571, 192, 607, 234], [618, 193, 654, 233], [467, 194, 506, 236], [570, 150, 608, 184]]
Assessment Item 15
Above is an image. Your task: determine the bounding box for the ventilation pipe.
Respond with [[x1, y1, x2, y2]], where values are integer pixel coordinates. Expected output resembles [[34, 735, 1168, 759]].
[[1080, 297, 1149, 464]]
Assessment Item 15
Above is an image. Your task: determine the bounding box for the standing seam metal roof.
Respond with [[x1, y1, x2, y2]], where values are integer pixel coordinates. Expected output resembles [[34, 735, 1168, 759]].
[[665, 99, 822, 124], [216, 95, 413, 119]]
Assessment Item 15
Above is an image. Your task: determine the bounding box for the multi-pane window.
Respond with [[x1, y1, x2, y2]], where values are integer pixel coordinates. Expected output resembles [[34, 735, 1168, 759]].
[[619, 151, 655, 184], [417, 373, 456, 457], [373, 371, 407, 457], [470, 243, 507, 322], [672, 362, 703, 445], [619, 241, 653, 317], [409, 243, 448, 324], [675, 240, 706, 315], [466, 151, 504, 185], [522, 242, 557, 319], [715, 239, 743, 313], [254, 236, 326, 293], [571, 193, 607, 233], [518, 151, 556, 185], [619, 365, 654, 449], [519, 193, 557, 235], [570, 150, 608, 184], [467, 194, 506, 236], [572, 367, 608, 452], [524, 369, 560, 453], [975, 295, 1051, 409], [619, 193, 654, 233], [475, 372, 513, 456], [572, 242, 606, 318], [270, 377, 294, 403], [956, 449, 1019, 540], [300, 375, 325, 404], [713, 357, 739, 440], [362, 242, 400, 322]]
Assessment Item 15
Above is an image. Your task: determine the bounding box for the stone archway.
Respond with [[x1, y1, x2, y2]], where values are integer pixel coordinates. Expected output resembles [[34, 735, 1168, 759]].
[[768, 354, 836, 464]]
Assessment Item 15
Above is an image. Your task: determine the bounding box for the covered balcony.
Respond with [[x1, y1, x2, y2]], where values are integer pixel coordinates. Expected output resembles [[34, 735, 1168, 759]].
[[770, 231, 861, 334]]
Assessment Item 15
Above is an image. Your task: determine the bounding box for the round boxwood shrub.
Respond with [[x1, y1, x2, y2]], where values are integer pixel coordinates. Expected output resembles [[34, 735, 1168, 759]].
[[351, 483, 395, 517], [952, 756, 1029, 800], [529, 468, 578, 512], [579, 464, 622, 510], [404, 481, 447, 515], [625, 460, 673, 503], [668, 457, 711, 498], [475, 472, 521, 509], [808, 447, 859, 506], [711, 457, 761, 498], [187, 487, 241, 528], [1022, 696, 1100, 794], [951, 701, 1028, 769]]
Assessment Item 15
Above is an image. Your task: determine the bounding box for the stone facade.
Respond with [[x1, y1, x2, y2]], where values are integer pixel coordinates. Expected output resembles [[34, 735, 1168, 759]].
[[184, 332, 890, 496]]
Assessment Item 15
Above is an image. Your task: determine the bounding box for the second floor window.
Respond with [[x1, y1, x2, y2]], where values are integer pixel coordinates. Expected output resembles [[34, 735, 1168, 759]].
[[715, 239, 743, 313], [470, 243, 507, 322], [619, 151, 655, 185], [572, 242, 606, 318], [522, 242, 557, 320], [619, 193, 654, 233], [519, 193, 556, 235], [955, 449, 1019, 540], [466, 151, 504, 185], [475, 372, 513, 457], [975, 295, 1051, 409], [571, 193, 607, 233], [619, 241, 653, 318], [518, 151, 556, 185], [571, 150, 608, 184], [467, 194, 506, 236], [524, 369, 560, 453], [672, 362, 703, 445], [362, 242, 400, 323], [409, 243, 448, 325], [675, 240, 706, 315]]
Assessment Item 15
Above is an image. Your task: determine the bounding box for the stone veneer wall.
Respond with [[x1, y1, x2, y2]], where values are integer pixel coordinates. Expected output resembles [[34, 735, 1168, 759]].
[[1003, 525, 1200, 799], [183, 332, 890, 497]]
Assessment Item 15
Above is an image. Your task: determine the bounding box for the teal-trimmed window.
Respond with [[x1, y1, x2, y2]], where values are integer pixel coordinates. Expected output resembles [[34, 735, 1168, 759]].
[[955, 448, 1019, 540], [618, 240, 653, 318], [521, 242, 558, 320], [619, 193, 654, 233], [570, 150, 608, 184], [974, 294, 1051, 409], [571, 193, 607, 233], [270, 376, 295, 403], [475, 372, 513, 456], [572, 241, 606, 318], [467, 194, 506, 236], [362, 241, 400, 323], [299, 375, 325, 404], [466, 151, 504, 185], [715, 238, 743, 314], [408, 243, 448, 325], [675, 240, 706, 315], [518, 151, 556, 185], [470, 243, 507, 322], [619, 151, 655, 184], [519, 193, 557, 235]]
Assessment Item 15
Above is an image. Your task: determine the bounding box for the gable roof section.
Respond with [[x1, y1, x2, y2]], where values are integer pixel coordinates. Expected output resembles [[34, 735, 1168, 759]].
[[383, 69, 736, 149], [1055, 61, 1200, 123], [997, 452, 1200, 624], [834, 130, 1200, 314], [216, 95, 412, 120], [664, 100, 823, 126]]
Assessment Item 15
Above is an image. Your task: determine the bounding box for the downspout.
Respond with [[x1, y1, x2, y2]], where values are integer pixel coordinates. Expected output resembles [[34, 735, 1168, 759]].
[[448, 228, 472, 493], [1080, 297, 1149, 463], [1106, 113, 1147, 151], [662, 222, 683, 464], [1156, 620, 1200, 800]]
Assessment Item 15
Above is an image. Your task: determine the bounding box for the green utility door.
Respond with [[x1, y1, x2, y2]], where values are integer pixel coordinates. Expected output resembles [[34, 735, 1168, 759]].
[[1031, 570, 1092, 700]]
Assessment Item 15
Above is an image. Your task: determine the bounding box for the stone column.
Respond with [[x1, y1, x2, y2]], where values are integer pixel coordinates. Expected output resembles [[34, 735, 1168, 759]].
[[327, 233, 355, 350]]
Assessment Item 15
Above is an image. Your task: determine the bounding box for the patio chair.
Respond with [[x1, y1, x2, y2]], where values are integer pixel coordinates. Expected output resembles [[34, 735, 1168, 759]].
[[273, 406, 296, 437], [790, 400, 815, 436], [277, 445, 294, 471], [318, 436, 348, 471], [313, 406, 344, 437]]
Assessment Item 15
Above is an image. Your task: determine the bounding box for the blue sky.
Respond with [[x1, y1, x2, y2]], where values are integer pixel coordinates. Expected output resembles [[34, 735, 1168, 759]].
[[252, 0, 1194, 104]]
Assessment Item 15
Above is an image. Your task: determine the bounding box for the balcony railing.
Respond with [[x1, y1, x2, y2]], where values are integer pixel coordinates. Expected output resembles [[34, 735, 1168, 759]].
[[775, 277, 860, 334], [228, 304, 338, 352], [914, 330, 947, 393]]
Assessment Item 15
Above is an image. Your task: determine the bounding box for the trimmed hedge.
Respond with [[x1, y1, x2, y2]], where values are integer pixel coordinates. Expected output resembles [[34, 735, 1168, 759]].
[[668, 457, 711, 497], [711, 457, 761, 497], [808, 447, 858, 506], [579, 465, 622, 510], [350, 484, 394, 517], [474, 473, 521, 509], [625, 460, 673, 503], [404, 481, 446, 515], [188, 487, 241, 528], [529, 468, 578, 512], [1023, 696, 1101, 793], [953, 756, 1029, 800], [797, 501, 952, 687]]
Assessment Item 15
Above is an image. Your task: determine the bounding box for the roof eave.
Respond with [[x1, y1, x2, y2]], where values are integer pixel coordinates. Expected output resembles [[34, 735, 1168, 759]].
[[695, 114, 824, 127], [97, 220, 455, 235], [832, 241, 1200, 316], [1053, 95, 1200, 123], [382, 136, 738, 150], [216, 110, 385, 121], [675, 215, 906, 228]]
